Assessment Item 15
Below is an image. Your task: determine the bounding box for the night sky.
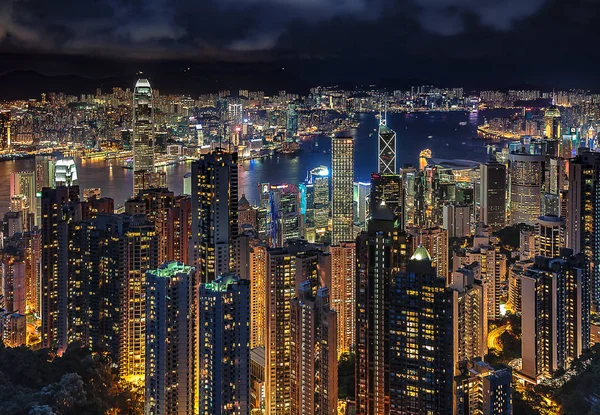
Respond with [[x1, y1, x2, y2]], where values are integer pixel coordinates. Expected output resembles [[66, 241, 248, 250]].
[[0, 0, 599, 94]]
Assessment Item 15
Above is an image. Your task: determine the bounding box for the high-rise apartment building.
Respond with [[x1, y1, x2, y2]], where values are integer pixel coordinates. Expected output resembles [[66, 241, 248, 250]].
[[450, 267, 488, 363], [390, 246, 454, 414], [41, 185, 79, 350], [198, 274, 250, 415], [265, 248, 296, 415], [145, 262, 194, 415], [133, 79, 155, 196], [414, 227, 449, 282], [535, 215, 565, 258], [454, 236, 506, 320], [119, 215, 159, 382], [249, 243, 267, 349], [329, 242, 356, 356], [443, 203, 471, 238], [190, 150, 239, 284], [520, 250, 589, 381], [331, 137, 354, 244], [480, 162, 506, 231], [567, 151, 600, 308], [454, 360, 512, 415], [290, 283, 337, 415], [356, 205, 409, 414]]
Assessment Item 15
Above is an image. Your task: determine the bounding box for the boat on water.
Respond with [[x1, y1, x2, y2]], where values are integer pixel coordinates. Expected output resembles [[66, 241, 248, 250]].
[[428, 135, 433, 139], [459, 121, 467, 126], [123, 158, 134, 169]]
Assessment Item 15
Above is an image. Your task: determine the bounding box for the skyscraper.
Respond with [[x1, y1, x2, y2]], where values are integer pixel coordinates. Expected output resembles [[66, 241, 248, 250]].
[[535, 215, 565, 258], [190, 150, 239, 284], [353, 181, 370, 227], [508, 152, 545, 225], [356, 204, 409, 415], [54, 158, 78, 187], [286, 103, 298, 140], [41, 185, 79, 350], [265, 248, 296, 415], [370, 173, 404, 230], [378, 112, 397, 174], [329, 242, 356, 356], [390, 246, 454, 414], [480, 162, 506, 231], [331, 137, 354, 245], [567, 151, 600, 308], [119, 215, 159, 382], [198, 274, 250, 415], [544, 105, 561, 140], [520, 251, 589, 381], [145, 262, 194, 415], [133, 79, 155, 196], [290, 283, 337, 415]]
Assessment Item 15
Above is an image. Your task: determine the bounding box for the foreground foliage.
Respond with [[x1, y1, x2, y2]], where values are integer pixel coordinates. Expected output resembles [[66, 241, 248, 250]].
[[0, 343, 143, 415]]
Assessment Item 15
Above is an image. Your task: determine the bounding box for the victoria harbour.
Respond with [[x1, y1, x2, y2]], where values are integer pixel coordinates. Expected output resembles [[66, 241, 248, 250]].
[[0, 109, 512, 212]]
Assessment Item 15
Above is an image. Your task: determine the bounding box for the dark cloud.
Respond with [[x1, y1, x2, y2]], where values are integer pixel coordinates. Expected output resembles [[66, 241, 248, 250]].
[[1, 0, 599, 88]]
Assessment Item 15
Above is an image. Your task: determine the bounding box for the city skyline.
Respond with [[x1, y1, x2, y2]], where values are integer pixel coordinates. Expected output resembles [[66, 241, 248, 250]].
[[4, 25, 600, 412]]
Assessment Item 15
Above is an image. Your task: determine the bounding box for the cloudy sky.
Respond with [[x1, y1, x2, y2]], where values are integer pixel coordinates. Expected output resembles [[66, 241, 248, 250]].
[[0, 0, 598, 89]]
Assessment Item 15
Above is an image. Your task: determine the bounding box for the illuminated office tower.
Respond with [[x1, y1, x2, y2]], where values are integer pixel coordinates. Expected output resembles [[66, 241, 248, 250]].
[[40, 185, 79, 350], [310, 166, 330, 230], [415, 227, 449, 282], [508, 152, 545, 225], [544, 105, 561, 140], [190, 150, 238, 284], [286, 102, 298, 140], [356, 205, 408, 415], [268, 184, 301, 246], [378, 111, 396, 174], [353, 181, 370, 226], [520, 251, 589, 381], [454, 361, 512, 415], [10, 171, 36, 226], [450, 267, 488, 363], [1, 253, 26, 313], [443, 203, 471, 238], [454, 236, 506, 321], [535, 215, 565, 258], [480, 162, 506, 231], [119, 216, 159, 382], [389, 247, 454, 414], [198, 274, 250, 415], [265, 248, 296, 415], [329, 242, 356, 356], [331, 137, 354, 244], [54, 158, 78, 187], [370, 173, 404, 230], [567, 151, 600, 308], [290, 283, 337, 415], [145, 262, 194, 415], [0, 110, 11, 149], [133, 79, 155, 196], [249, 243, 267, 348]]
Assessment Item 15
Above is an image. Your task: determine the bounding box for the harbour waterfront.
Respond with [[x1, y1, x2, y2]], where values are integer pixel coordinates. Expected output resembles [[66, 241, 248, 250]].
[[0, 109, 515, 212]]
